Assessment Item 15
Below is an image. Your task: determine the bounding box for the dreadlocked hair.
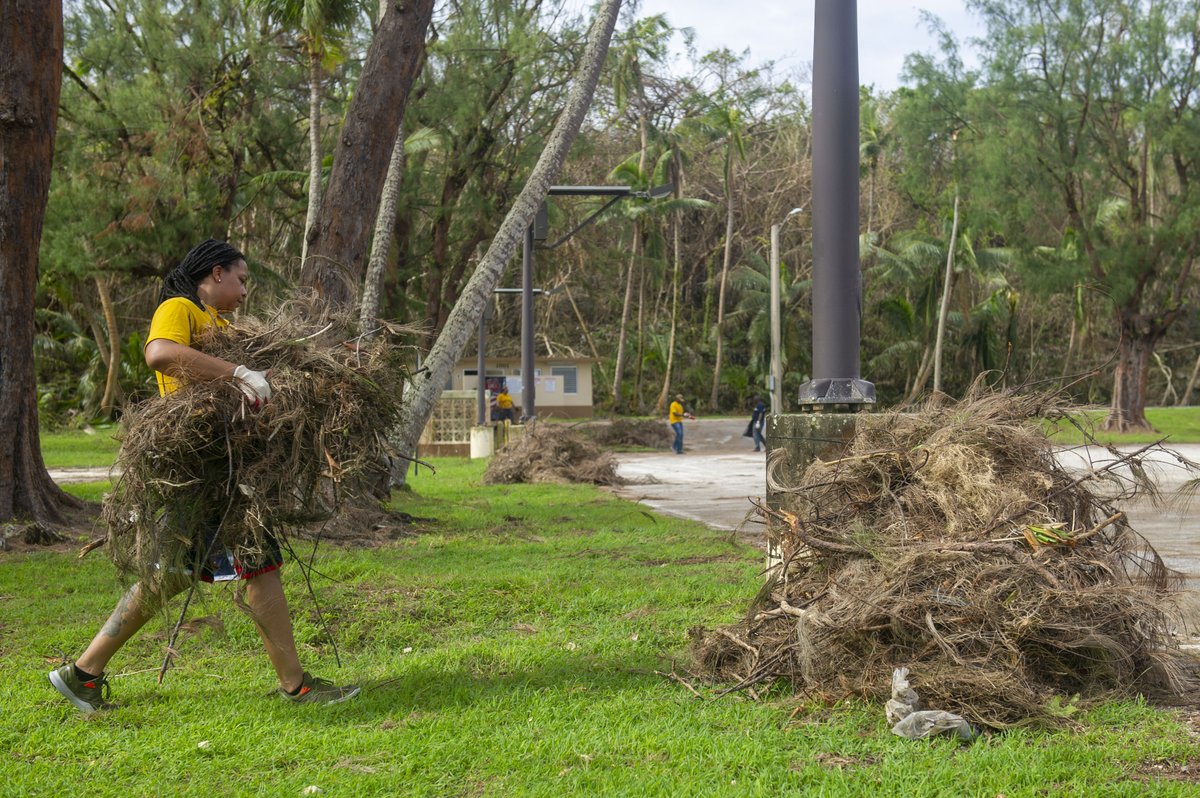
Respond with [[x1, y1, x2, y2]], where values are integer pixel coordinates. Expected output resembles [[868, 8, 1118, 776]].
[[159, 239, 244, 308]]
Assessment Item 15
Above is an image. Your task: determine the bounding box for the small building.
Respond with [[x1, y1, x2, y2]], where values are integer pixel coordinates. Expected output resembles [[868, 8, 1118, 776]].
[[451, 356, 595, 419]]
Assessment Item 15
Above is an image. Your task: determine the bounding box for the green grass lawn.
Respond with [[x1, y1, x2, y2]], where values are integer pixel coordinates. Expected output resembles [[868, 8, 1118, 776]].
[[2, 459, 1198, 796], [38, 427, 122, 469], [1047, 406, 1200, 445]]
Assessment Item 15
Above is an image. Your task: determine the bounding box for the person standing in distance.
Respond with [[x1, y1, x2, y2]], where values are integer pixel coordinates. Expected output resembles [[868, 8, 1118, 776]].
[[668, 393, 692, 454], [49, 239, 360, 713], [749, 395, 767, 452]]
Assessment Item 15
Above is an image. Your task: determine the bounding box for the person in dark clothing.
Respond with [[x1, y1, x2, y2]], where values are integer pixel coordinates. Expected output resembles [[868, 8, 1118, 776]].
[[749, 395, 767, 452]]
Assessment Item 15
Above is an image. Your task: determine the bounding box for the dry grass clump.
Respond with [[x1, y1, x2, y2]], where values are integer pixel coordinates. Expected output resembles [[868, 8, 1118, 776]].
[[692, 391, 1199, 729], [483, 423, 623, 486], [582, 418, 673, 450], [101, 297, 411, 585]]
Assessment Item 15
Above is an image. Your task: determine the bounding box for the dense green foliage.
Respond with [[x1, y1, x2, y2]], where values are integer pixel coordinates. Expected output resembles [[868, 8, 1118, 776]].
[[34, 0, 1200, 425], [3, 462, 1197, 795]]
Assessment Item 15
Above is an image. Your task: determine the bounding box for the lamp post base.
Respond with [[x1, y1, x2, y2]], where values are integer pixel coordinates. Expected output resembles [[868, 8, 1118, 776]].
[[797, 378, 875, 405]]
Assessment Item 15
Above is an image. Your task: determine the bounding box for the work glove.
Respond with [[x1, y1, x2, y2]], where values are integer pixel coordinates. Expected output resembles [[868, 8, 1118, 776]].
[[233, 365, 272, 408]]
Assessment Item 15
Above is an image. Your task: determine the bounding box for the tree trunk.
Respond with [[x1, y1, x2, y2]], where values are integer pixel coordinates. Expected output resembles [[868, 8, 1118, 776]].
[[1101, 316, 1160, 433], [358, 131, 406, 333], [301, 0, 434, 309], [611, 225, 638, 406], [711, 188, 736, 409], [1178, 350, 1200, 407], [906, 344, 934, 404], [390, 0, 622, 485], [0, 0, 83, 524], [932, 192, 959, 395], [300, 56, 323, 272], [95, 273, 122, 419], [656, 205, 682, 413], [633, 245, 646, 408]]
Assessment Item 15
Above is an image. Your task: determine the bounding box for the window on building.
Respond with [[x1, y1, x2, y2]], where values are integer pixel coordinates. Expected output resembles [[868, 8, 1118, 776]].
[[551, 365, 578, 394]]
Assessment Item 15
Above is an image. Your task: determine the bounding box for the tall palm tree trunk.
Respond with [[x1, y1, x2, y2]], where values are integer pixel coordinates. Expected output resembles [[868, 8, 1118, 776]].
[[932, 192, 959, 395], [390, 0, 622, 485], [359, 131, 406, 332], [611, 225, 638, 406], [95, 274, 122, 418], [711, 191, 735, 409], [656, 209, 682, 413], [301, 57, 323, 270]]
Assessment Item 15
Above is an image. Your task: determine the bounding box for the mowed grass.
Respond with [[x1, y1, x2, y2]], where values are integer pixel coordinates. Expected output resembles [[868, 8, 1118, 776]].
[[2, 459, 1198, 796], [38, 428, 122, 469], [1046, 407, 1200, 445]]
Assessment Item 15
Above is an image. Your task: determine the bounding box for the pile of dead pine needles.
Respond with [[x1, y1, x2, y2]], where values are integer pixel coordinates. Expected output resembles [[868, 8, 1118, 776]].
[[692, 391, 1199, 729]]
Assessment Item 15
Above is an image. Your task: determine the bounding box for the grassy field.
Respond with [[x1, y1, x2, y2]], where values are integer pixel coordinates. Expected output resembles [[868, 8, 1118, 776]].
[[1047, 407, 1200, 446], [38, 427, 122, 469], [3, 458, 1198, 796]]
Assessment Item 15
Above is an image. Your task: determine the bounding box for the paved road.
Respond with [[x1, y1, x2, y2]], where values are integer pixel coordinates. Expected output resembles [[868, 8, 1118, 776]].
[[612, 418, 1200, 612]]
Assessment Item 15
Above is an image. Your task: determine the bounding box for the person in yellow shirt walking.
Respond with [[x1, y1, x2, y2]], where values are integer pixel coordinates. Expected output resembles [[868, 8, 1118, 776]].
[[493, 384, 515, 423], [49, 239, 359, 713], [668, 393, 693, 454]]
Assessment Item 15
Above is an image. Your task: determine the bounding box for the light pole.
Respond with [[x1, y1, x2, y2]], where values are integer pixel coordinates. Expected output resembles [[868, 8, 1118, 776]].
[[769, 207, 804, 416]]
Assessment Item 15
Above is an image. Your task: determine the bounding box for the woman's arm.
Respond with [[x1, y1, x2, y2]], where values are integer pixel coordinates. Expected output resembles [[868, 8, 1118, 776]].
[[144, 338, 236, 382]]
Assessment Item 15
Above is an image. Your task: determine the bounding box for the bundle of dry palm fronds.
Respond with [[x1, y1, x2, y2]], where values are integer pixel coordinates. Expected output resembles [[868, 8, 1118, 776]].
[[692, 392, 1199, 729], [100, 297, 412, 585], [483, 422, 623, 486]]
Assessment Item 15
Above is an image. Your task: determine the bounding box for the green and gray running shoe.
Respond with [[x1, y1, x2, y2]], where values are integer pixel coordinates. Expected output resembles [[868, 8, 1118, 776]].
[[281, 672, 361, 705], [48, 664, 113, 713]]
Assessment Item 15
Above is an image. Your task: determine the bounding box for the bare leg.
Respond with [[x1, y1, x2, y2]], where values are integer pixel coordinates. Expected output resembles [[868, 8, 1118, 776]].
[[242, 569, 305, 693], [75, 579, 182, 676]]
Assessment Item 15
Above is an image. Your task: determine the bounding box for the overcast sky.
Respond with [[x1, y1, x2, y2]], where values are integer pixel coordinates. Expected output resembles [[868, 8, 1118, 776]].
[[596, 1, 985, 91]]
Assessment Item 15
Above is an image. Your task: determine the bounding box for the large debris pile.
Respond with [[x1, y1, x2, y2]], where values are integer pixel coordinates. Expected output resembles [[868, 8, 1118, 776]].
[[582, 418, 673, 450], [483, 423, 623, 486], [693, 393, 1199, 729], [101, 298, 411, 584]]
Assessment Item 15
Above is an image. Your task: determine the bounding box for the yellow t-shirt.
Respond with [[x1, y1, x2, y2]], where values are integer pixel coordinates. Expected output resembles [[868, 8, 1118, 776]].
[[496, 392, 513, 409], [146, 296, 227, 395], [669, 401, 684, 424]]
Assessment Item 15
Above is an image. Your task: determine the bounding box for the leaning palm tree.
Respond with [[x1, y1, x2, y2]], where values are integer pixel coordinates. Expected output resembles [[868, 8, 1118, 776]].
[[252, 0, 359, 270]]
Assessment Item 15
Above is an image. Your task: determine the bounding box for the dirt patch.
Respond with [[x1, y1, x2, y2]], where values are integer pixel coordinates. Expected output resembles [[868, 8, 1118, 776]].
[[1135, 754, 1200, 784], [295, 501, 432, 548], [0, 503, 101, 555]]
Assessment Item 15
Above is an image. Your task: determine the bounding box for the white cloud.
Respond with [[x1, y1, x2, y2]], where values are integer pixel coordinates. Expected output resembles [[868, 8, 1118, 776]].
[[589, 0, 985, 91]]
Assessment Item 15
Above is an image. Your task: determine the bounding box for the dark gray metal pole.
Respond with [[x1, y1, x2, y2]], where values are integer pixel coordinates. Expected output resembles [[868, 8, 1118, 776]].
[[476, 312, 487, 426], [799, 0, 874, 405], [521, 222, 536, 420]]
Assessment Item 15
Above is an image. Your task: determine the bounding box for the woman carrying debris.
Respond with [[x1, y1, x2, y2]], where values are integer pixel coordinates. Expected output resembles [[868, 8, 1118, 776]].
[[49, 239, 359, 712]]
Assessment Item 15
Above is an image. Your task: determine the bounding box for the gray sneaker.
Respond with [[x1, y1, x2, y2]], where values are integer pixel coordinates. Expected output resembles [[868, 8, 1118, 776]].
[[281, 672, 361, 705], [49, 663, 113, 713]]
